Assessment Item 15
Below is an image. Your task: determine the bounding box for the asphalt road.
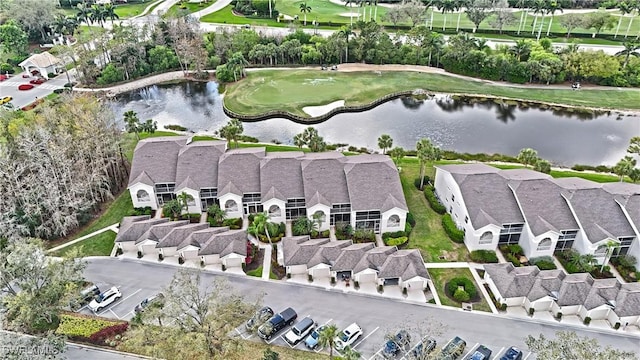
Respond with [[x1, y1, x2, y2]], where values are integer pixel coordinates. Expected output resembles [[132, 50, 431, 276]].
[[83, 257, 640, 359], [0, 71, 72, 110]]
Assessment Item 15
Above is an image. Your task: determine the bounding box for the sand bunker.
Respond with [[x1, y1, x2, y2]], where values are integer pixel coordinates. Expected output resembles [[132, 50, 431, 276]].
[[303, 100, 345, 117], [339, 12, 360, 17]]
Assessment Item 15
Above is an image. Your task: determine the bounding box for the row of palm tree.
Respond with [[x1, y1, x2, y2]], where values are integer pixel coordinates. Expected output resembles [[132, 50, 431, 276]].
[[75, 2, 120, 28], [344, 0, 381, 25]]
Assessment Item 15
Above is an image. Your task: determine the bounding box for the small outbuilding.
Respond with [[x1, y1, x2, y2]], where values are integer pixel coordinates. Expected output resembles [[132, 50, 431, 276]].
[[18, 52, 63, 79]]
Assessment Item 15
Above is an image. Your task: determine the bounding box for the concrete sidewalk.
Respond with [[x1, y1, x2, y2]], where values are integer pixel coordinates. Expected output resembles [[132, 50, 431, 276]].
[[46, 224, 119, 253]]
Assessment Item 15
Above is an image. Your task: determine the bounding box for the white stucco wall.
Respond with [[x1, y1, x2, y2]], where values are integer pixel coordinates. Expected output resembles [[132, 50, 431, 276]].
[[401, 276, 428, 290], [263, 198, 286, 224], [559, 305, 581, 316], [201, 254, 221, 265], [117, 241, 137, 252], [381, 208, 407, 234], [175, 187, 201, 214], [159, 246, 178, 257], [354, 269, 377, 284], [287, 264, 308, 275], [222, 253, 245, 268], [129, 183, 157, 210], [525, 231, 558, 259], [219, 193, 243, 219], [180, 246, 200, 260], [468, 224, 502, 251], [307, 204, 331, 231]]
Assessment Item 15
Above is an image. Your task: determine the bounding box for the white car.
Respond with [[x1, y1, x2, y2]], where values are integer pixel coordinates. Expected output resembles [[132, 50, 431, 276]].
[[334, 323, 363, 351], [284, 316, 315, 345], [88, 286, 122, 312]]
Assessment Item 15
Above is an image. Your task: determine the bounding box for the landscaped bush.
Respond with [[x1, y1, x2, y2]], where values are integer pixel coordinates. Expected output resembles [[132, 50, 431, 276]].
[[529, 256, 557, 270], [129, 207, 153, 216], [406, 212, 416, 227], [88, 323, 128, 345], [55, 314, 123, 338], [424, 186, 446, 214], [414, 176, 430, 189], [505, 253, 521, 267], [446, 277, 478, 301], [453, 288, 470, 302], [353, 229, 375, 243], [383, 236, 408, 247], [0, 63, 14, 74], [469, 250, 498, 263], [164, 124, 187, 131], [500, 244, 524, 257], [18, 84, 34, 90], [335, 222, 353, 240], [223, 217, 243, 229], [583, 317, 591, 325], [382, 231, 406, 240], [611, 255, 638, 283], [181, 213, 201, 223], [404, 222, 412, 235], [442, 214, 464, 243]]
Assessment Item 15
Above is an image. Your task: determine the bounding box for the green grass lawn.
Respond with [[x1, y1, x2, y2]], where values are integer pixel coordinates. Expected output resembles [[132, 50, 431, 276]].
[[113, 1, 155, 18], [399, 158, 468, 263], [428, 267, 491, 312], [491, 164, 624, 183], [51, 231, 117, 257], [224, 70, 640, 117], [201, 5, 283, 27], [246, 265, 277, 279], [165, 1, 214, 18]]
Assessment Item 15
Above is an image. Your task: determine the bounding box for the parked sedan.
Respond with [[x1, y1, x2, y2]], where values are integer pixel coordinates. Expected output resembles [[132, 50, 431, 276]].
[[0, 96, 12, 105], [88, 286, 122, 312], [411, 338, 437, 359], [305, 324, 326, 349], [334, 323, 363, 351], [500, 346, 523, 360], [29, 78, 45, 85], [134, 293, 164, 313]]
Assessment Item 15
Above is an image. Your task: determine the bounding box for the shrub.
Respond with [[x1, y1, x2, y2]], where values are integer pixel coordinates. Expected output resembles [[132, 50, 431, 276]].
[[222, 264, 227, 271], [506, 244, 524, 256], [115, 248, 123, 256], [382, 231, 406, 240], [403, 287, 408, 295], [223, 217, 243, 229], [446, 277, 478, 300], [164, 124, 187, 131], [583, 317, 591, 325], [88, 323, 129, 345], [320, 230, 330, 238], [406, 212, 416, 227], [556, 312, 562, 320], [383, 236, 408, 247], [55, 314, 122, 338], [137, 250, 142, 259], [0, 63, 14, 73], [178, 257, 184, 265], [453, 288, 470, 302], [528, 308, 535, 316], [354, 281, 360, 289], [158, 253, 164, 261], [469, 250, 498, 263], [404, 222, 413, 235], [614, 322, 621, 330], [308, 274, 313, 282], [377, 285, 384, 293], [424, 186, 446, 214], [414, 176, 430, 189], [442, 214, 464, 243], [200, 259, 205, 267], [529, 256, 557, 270], [331, 277, 336, 285], [505, 253, 521, 267]]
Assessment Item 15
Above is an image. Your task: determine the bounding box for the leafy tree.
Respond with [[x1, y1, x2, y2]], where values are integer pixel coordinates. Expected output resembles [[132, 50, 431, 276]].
[[382, 6, 406, 27], [416, 138, 441, 190], [293, 133, 305, 148], [7, 0, 57, 41], [402, 0, 427, 27], [0, 331, 66, 360], [338, 25, 354, 62], [377, 134, 393, 154], [389, 146, 405, 166], [517, 148, 538, 167], [613, 156, 637, 181], [615, 40, 640, 69], [628, 136, 640, 156], [490, 0, 517, 34], [97, 63, 124, 85], [163, 199, 183, 219], [465, 0, 492, 33], [318, 324, 340, 360], [207, 204, 227, 225], [340, 346, 362, 360], [629, 168, 640, 183], [0, 239, 85, 332], [292, 216, 317, 236], [534, 158, 551, 174], [584, 10, 616, 38], [299, 2, 312, 25], [0, 20, 28, 55], [526, 331, 639, 360], [226, 51, 249, 82], [177, 192, 194, 214], [149, 45, 180, 72], [560, 13, 585, 38], [124, 110, 141, 140], [218, 118, 244, 148]]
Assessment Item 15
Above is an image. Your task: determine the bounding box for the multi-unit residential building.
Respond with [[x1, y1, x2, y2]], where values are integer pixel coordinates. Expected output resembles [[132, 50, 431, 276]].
[[434, 164, 640, 262], [128, 137, 408, 234]]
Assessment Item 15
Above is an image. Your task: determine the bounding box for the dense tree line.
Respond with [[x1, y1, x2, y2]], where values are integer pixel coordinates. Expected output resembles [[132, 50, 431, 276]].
[[0, 94, 126, 240]]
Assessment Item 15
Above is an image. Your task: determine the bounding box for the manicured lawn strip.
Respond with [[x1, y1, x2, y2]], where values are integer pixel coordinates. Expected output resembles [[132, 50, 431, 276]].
[[200, 5, 283, 27], [490, 164, 623, 183], [428, 267, 491, 312], [165, 1, 211, 17], [245, 265, 277, 279], [114, 2, 154, 18], [237, 143, 310, 152], [399, 158, 468, 263], [225, 70, 640, 116], [51, 231, 116, 257]]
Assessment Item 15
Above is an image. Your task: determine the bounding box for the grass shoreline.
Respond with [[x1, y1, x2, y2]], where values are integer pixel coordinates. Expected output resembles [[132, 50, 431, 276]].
[[224, 69, 640, 116]]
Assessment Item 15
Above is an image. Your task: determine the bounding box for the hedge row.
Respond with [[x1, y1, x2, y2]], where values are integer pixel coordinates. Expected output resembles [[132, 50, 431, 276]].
[[382, 230, 407, 240], [529, 256, 557, 270], [446, 277, 478, 300], [55, 314, 123, 338], [223, 217, 243, 229], [424, 186, 446, 214], [88, 323, 128, 346], [383, 236, 408, 247], [414, 176, 431, 190], [469, 250, 498, 263], [442, 214, 464, 243]]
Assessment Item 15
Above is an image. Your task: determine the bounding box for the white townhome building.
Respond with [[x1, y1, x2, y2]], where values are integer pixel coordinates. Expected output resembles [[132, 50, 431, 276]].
[[127, 136, 408, 234], [434, 164, 640, 262]]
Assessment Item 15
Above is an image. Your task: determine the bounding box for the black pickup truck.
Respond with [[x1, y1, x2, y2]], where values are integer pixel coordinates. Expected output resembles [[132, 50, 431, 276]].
[[257, 307, 297, 340]]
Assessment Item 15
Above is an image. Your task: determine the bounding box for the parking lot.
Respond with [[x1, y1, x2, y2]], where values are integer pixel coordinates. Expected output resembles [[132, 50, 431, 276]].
[[76, 281, 158, 321], [232, 306, 535, 360]]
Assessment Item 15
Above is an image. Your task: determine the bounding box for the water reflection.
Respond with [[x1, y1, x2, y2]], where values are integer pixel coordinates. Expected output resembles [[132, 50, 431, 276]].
[[110, 81, 640, 166]]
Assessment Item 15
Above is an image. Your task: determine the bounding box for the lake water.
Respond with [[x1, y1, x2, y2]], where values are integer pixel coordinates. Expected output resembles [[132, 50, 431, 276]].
[[111, 81, 640, 167]]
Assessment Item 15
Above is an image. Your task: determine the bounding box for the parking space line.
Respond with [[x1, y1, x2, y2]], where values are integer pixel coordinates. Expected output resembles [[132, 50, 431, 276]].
[[462, 342, 479, 360], [108, 309, 120, 319], [492, 347, 505, 360], [353, 326, 379, 350], [523, 352, 532, 360], [110, 289, 142, 310], [368, 347, 382, 360]]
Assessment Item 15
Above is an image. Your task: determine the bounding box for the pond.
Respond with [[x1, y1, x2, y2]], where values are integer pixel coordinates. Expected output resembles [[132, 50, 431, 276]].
[[111, 81, 640, 167]]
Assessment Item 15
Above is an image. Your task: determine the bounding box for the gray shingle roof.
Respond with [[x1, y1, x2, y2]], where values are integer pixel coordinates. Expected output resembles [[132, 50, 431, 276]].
[[218, 148, 265, 196], [128, 137, 188, 186], [614, 282, 640, 317], [260, 152, 305, 201], [584, 278, 620, 310], [134, 220, 190, 244], [301, 155, 349, 207], [307, 240, 353, 268], [282, 236, 330, 266], [177, 227, 231, 250], [484, 263, 539, 298], [116, 216, 169, 243], [551, 177, 600, 190], [377, 249, 429, 280], [455, 172, 524, 228], [343, 155, 407, 212], [561, 187, 636, 243], [436, 163, 499, 176], [353, 246, 397, 274], [331, 243, 376, 272], [175, 141, 226, 191], [500, 169, 552, 181], [509, 179, 579, 236], [604, 183, 640, 234], [526, 269, 565, 302], [197, 229, 248, 257], [556, 273, 594, 306], [156, 223, 209, 248]]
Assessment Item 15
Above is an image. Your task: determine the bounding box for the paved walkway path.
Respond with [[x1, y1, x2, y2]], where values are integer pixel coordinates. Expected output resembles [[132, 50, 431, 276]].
[[46, 224, 119, 253], [261, 244, 273, 280], [191, 0, 233, 20]]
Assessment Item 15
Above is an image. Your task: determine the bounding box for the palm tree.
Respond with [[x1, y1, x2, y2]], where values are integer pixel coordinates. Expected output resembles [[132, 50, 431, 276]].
[[377, 134, 393, 154], [318, 324, 339, 360], [124, 110, 141, 139], [625, 1, 640, 38], [177, 192, 194, 215], [338, 26, 354, 63], [207, 204, 226, 226], [455, 0, 468, 32], [475, 38, 490, 52], [299, 2, 312, 26], [615, 40, 640, 68], [614, 156, 637, 181], [437, 0, 457, 31], [90, 5, 107, 27], [104, 3, 119, 25], [545, 0, 563, 36], [293, 134, 305, 148], [218, 118, 244, 148], [251, 212, 272, 244], [389, 146, 405, 166], [76, 2, 92, 25], [226, 52, 249, 82], [416, 138, 441, 190], [530, 0, 546, 35], [312, 211, 325, 231], [509, 39, 531, 62], [341, 346, 361, 360], [516, 0, 530, 35], [427, 32, 446, 66], [601, 241, 620, 272], [616, 1, 633, 38]]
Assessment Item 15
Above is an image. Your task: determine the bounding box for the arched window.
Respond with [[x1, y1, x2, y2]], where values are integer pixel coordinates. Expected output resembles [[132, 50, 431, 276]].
[[479, 231, 493, 244], [268, 205, 281, 217], [537, 238, 552, 251], [136, 189, 150, 202], [225, 199, 238, 212], [387, 215, 400, 227]]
